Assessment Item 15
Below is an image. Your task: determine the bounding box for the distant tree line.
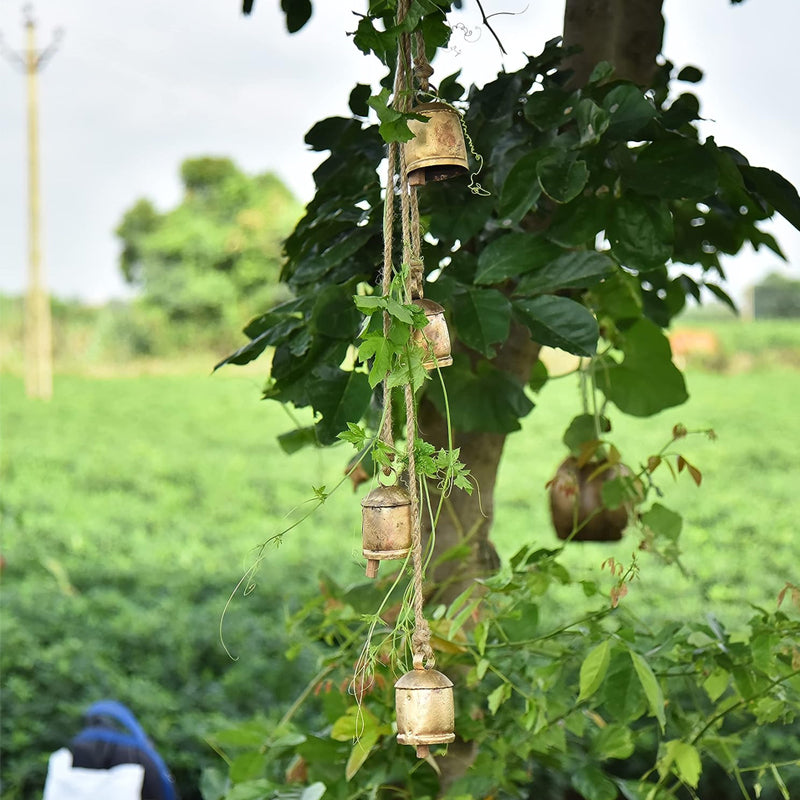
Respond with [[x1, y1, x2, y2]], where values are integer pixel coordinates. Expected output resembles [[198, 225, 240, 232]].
[[115, 156, 301, 335], [753, 271, 800, 318]]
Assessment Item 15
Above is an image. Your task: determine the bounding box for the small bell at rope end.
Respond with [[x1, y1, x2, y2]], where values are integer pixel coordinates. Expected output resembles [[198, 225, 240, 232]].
[[395, 668, 456, 757], [361, 485, 413, 579], [404, 102, 469, 188], [412, 298, 453, 370]]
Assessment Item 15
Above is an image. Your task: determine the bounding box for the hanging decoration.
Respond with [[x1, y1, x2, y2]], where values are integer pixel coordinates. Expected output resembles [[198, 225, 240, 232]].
[[404, 101, 469, 187], [361, 484, 413, 578], [357, 0, 462, 759]]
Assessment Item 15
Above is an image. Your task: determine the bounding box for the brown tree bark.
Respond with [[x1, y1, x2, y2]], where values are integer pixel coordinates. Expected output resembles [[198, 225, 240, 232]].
[[563, 0, 665, 87], [419, 321, 541, 606]]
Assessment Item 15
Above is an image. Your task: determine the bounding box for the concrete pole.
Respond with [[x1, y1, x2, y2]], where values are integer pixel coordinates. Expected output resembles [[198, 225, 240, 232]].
[[23, 11, 53, 400]]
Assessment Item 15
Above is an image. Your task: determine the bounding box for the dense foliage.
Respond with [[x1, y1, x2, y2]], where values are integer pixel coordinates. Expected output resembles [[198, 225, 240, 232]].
[[1, 353, 798, 800], [753, 273, 800, 319], [116, 157, 301, 329], [211, 1, 800, 798]]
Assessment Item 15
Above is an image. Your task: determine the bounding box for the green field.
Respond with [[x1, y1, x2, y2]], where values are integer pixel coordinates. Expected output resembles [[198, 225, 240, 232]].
[[2, 319, 799, 798]]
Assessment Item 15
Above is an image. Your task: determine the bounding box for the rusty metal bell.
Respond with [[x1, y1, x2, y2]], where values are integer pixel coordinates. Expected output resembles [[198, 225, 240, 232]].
[[413, 298, 453, 369], [361, 485, 412, 578], [404, 102, 469, 187], [395, 667, 455, 758]]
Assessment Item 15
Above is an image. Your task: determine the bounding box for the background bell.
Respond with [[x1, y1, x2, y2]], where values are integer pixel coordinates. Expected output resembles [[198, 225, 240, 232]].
[[395, 667, 455, 758], [413, 298, 452, 369], [404, 102, 469, 187], [361, 485, 412, 578]]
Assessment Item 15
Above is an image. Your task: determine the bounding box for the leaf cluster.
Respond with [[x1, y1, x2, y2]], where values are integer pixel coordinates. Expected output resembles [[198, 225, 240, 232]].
[[205, 549, 800, 800], [220, 36, 800, 447]]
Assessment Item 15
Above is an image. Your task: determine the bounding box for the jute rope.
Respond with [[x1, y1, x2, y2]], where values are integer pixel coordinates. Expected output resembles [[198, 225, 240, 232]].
[[390, 0, 433, 670]]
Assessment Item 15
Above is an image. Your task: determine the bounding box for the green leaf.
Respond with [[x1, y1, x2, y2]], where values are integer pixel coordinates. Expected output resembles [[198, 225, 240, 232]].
[[661, 93, 700, 128], [209, 719, 272, 748], [703, 667, 729, 702], [427, 355, 534, 433], [225, 780, 274, 800], [385, 345, 428, 392], [345, 729, 378, 781], [515, 250, 616, 296], [537, 152, 589, 204], [528, 359, 548, 392], [592, 724, 635, 761], [630, 651, 665, 730], [546, 194, 610, 248], [563, 413, 609, 454], [452, 287, 511, 358], [576, 99, 610, 146], [230, 751, 268, 783], [513, 296, 598, 356], [358, 333, 394, 388], [603, 653, 647, 723], [499, 152, 544, 225], [367, 88, 426, 144], [571, 766, 618, 800], [277, 426, 318, 454], [524, 88, 578, 131], [623, 139, 719, 200], [588, 270, 642, 321], [602, 84, 656, 139], [348, 84, 371, 117], [740, 165, 800, 231], [424, 183, 492, 242], [307, 367, 372, 445], [475, 233, 561, 285], [677, 65, 703, 83], [588, 61, 614, 85], [280, 0, 311, 32], [579, 640, 612, 702], [300, 783, 327, 800], [641, 503, 682, 542], [660, 740, 702, 788], [311, 285, 361, 339], [608, 194, 673, 270], [487, 682, 512, 715], [595, 319, 688, 417]]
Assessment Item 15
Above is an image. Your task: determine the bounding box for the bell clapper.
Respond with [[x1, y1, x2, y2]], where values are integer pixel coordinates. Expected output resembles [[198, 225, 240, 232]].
[[415, 744, 430, 759]]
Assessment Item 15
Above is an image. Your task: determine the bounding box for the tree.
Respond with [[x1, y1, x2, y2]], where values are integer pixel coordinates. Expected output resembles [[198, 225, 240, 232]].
[[211, 2, 800, 798], [116, 157, 301, 328]]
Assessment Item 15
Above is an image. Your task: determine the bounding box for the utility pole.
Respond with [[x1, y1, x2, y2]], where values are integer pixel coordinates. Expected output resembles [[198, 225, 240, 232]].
[[1, 6, 62, 399]]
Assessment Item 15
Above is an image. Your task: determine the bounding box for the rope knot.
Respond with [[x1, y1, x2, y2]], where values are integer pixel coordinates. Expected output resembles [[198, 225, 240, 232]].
[[408, 256, 424, 299], [412, 621, 435, 669]]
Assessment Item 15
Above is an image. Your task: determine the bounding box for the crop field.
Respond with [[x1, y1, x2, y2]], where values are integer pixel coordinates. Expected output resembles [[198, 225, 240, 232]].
[[1, 318, 799, 799]]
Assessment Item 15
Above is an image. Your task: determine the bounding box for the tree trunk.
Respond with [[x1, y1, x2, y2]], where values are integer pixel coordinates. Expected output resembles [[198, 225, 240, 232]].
[[419, 3, 668, 793], [419, 321, 541, 606], [563, 0, 665, 86]]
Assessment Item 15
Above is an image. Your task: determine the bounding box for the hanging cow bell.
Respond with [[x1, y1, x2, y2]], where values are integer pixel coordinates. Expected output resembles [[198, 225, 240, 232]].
[[395, 666, 455, 758], [404, 102, 469, 187], [413, 298, 453, 369], [361, 484, 412, 578]]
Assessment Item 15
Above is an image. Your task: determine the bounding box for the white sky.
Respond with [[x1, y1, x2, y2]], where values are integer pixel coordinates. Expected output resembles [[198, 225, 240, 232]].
[[0, 0, 798, 305]]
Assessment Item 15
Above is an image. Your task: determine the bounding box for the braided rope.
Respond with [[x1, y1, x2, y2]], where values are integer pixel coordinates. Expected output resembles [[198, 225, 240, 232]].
[[396, 0, 433, 670]]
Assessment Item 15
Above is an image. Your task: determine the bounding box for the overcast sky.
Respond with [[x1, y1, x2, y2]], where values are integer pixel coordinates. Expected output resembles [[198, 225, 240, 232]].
[[1, 0, 798, 305]]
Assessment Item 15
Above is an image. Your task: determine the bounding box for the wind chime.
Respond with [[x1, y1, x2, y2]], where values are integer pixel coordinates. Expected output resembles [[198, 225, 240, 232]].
[[359, 0, 469, 759]]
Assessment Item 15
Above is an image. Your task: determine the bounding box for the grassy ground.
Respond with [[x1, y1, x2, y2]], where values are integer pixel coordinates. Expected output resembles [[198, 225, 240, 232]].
[[2, 318, 799, 798]]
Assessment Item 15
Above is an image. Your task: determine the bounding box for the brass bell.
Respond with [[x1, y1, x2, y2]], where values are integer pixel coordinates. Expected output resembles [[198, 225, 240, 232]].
[[361, 485, 412, 578], [395, 666, 455, 758], [404, 102, 469, 187], [413, 298, 453, 369]]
